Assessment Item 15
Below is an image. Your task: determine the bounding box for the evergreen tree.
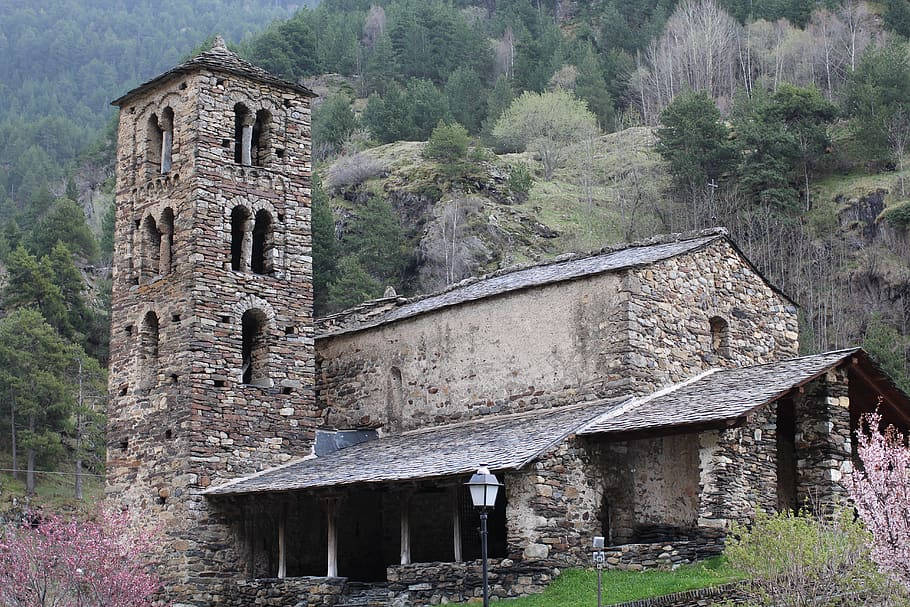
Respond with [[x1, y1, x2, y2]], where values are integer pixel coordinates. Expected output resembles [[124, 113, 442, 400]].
[[884, 0, 910, 38], [364, 33, 399, 95], [574, 44, 615, 131], [312, 93, 359, 154], [656, 90, 735, 197], [445, 68, 487, 134], [3, 246, 69, 337], [312, 174, 338, 317], [342, 196, 408, 283], [483, 76, 515, 137], [27, 198, 98, 261], [326, 256, 382, 312], [0, 308, 80, 494]]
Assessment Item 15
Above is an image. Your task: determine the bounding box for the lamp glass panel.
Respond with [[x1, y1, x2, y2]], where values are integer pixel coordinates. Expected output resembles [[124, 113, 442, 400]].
[[484, 483, 499, 507], [469, 483, 486, 507]]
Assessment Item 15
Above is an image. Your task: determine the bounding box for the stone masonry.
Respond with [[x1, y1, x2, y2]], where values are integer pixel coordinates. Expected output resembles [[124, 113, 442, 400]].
[[106, 39, 316, 604], [314, 236, 799, 434]]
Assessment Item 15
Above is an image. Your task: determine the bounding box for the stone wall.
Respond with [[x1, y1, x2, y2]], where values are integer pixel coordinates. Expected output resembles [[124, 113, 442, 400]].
[[597, 434, 701, 544], [316, 272, 628, 433], [387, 559, 554, 606], [624, 239, 799, 392], [795, 367, 853, 509], [107, 62, 315, 605], [221, 577, 346, 607], [314, 238, 800, 435]]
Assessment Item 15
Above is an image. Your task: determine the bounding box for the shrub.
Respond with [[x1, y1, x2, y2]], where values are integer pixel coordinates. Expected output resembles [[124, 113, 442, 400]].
[[507, 162, 533, 199], [424, 122, 470, 163], [325, 153, 386, 191], [880, 201, 910, 229], [725, 508, 904, 606], [0, 508, 161, 607]]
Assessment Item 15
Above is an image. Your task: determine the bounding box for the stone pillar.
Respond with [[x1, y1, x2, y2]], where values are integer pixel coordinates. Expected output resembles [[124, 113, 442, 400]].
[[400, 491, 411, 565], [795, 368, 852, 511], [159, 226, 172, 276], [161, 130, 173, 174], [241, 114, 255, 166], [277, 505, 287, 579], [452, 488, 462, 562], [325, 497, 339, 577]]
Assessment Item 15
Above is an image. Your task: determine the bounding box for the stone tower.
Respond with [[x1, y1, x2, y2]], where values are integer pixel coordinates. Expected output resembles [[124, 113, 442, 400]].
[[107, 38, 316, 601]]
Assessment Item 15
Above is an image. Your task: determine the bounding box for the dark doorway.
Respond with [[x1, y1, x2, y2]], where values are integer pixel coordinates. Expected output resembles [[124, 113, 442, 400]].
[[777, 396, 798, 512]]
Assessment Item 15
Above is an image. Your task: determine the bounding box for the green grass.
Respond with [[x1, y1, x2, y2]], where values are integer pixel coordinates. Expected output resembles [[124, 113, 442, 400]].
[[0, 451, 104, 513], [486, 557, 742, 607]]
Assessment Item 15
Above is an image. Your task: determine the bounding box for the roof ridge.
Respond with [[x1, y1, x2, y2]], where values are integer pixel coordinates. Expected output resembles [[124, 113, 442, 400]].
[[581, 369, 719, 433], [394, 398, 629, 439], [708, 347, 861, 376], [203, 452, 317, 495], [315, 228, 729, 332]]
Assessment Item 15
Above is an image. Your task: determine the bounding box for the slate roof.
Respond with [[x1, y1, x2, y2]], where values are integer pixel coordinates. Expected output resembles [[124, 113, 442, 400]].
[[112, 36, 315, 106], [317, 229, 736, 338], [580, 349, 863, 436], [205, 399, 625, 496]]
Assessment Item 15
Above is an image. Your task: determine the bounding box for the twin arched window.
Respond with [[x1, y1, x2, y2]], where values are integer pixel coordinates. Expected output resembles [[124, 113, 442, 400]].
[[138, 208, 175, 282], [147, 107, 174, 175], [230, 206, 274, 275], [234, 104, 271, 167]]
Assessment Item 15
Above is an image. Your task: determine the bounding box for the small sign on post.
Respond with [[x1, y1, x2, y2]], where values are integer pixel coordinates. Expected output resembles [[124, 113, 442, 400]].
[[593, 536, 606, 607]]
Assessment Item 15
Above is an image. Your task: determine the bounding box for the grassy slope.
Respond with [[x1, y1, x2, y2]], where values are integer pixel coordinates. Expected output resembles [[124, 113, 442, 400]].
[[0, 452, 104, 514], [486, 558, 742, 607]]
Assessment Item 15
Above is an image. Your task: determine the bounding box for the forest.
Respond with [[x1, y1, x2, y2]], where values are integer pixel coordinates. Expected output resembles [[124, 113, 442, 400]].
[[2, 0, 910, 502]]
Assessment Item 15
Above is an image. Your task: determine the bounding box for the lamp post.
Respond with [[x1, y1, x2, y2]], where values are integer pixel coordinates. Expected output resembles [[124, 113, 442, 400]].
[[593, 536, 606, 607], [466, 465, 502, 607]]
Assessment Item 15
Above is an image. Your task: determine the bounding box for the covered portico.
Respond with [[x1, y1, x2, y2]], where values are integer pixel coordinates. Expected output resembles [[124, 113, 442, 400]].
[[204, 401, 613, 583]]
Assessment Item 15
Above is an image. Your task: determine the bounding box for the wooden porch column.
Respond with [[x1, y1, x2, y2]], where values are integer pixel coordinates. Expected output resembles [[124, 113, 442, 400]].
[[325, 497, 339, 577], [400, 491, 411, 565], [452, 487, 462, 562], [277, 504, 287, 579]]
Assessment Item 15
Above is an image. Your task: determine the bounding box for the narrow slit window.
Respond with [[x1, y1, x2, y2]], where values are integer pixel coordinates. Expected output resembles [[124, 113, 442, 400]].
[[251, 209, 274, 275], [241, 309, 269, 386], [710, 316, 730, 359]]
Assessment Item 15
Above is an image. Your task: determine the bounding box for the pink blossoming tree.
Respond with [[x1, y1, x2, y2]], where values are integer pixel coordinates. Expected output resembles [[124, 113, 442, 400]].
[[849, 410, 910, 590], [0, 508, 162, 607]]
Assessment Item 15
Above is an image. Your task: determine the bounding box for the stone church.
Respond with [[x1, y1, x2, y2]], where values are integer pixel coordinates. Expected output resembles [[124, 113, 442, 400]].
[[106, 39, 910, 607]]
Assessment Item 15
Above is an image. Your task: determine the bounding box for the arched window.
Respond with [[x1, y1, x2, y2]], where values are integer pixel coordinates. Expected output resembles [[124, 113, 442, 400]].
[[146, 113, 162, 174], [252, 109, 271, 167], [160, 107, 174, 174], [231, 205, 251, 271], [251, 209, 274, 275], [140, 311, 160, 379], [141, 215, 161, 282], [709, 316, 730, 358], [234, 103, 253, 165], [159, 208, 175, 275], [241, 309, 269, 385]]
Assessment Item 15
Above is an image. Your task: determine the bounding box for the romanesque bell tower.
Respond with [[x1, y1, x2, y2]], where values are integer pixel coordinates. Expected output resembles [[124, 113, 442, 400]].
[[107, 37, 316, 601]]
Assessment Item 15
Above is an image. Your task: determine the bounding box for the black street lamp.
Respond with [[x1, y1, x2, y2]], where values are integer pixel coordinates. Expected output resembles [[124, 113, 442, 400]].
[[466, 465, 502, 607]]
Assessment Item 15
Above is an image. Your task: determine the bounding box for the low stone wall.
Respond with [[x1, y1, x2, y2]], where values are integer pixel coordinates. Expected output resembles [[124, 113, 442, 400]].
[[601, 536, 725, 570], [388, 559, 554, 606], [224, 577, 347, 607], [608, 583, 749, 607]]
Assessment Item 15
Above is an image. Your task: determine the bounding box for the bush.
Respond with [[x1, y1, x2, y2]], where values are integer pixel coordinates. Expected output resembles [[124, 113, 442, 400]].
[[880, 201, 910, 230], [325, 153, 386, 191], [725, 508, 904, 606], [508, 162, 533, 199], [424, 122, 470, 162]]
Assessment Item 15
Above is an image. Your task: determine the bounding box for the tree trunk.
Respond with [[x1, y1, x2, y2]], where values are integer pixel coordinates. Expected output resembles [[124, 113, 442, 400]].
[[75, 357, 84, 500], [26, 414, 35, 495], [10, 395, 17, 480]]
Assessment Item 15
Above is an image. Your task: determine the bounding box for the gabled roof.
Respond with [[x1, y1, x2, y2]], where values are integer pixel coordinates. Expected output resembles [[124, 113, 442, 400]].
[[579, 349, 864, 436], [317, 227, 793, 338], [112, 36, 315, 107], [205, 398, 625, 497]]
